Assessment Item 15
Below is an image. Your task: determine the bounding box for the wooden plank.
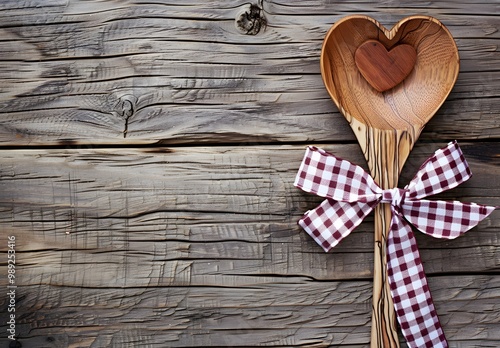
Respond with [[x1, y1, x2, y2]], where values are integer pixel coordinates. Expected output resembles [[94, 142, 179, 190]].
[[0, 143, 498, 287], [0, 1, 499, 145], [0, 276, 498, 347]]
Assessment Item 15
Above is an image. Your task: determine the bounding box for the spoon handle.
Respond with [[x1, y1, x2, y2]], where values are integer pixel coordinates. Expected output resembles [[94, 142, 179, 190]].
[[355, 126, 416, 348], [371, 203, 400, 348]]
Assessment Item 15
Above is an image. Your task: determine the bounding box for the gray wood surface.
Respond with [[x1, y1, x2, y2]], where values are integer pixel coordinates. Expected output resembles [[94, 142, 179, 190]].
[[0, 0, 499, 145], [0, 1, 498, 347]]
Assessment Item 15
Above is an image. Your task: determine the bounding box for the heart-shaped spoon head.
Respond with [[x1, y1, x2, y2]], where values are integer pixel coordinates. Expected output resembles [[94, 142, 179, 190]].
[[321, 15, 459, 135]]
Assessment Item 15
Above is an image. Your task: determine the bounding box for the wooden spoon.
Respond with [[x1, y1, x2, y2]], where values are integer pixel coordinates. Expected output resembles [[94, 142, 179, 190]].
[[320, 15, 459, 347]]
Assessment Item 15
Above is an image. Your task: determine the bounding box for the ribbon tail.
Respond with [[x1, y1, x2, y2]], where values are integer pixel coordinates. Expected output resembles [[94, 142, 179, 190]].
[[387, 215, 448, 348], [299, 199, 376, 252]]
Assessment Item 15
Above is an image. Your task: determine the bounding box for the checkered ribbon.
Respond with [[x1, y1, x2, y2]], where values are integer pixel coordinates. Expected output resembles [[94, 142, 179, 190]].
[[294, 141, 496, 348]]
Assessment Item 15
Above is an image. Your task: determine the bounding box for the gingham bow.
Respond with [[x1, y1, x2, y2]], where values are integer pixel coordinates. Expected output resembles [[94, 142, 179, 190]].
[[294, 141, 496, 348]]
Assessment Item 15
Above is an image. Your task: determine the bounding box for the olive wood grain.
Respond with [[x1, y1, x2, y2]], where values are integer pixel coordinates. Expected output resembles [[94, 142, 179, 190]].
[[320, 15, 459, 347]]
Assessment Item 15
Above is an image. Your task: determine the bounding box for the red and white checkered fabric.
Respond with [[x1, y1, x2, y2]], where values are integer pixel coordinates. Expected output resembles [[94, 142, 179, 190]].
[[294, 141, 496, 348]]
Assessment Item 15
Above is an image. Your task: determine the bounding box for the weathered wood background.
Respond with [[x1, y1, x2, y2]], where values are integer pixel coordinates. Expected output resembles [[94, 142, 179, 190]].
[[0, 1, 498, 347]]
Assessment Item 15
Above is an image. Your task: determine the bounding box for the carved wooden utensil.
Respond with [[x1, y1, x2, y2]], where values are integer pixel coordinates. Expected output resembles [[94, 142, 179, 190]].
[[355, 40, 417, 92], [320, 15, 459, 347]]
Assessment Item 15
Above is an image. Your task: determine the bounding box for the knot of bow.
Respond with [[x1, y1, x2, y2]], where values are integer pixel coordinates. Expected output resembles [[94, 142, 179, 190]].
[[294, 141, 496, 348]]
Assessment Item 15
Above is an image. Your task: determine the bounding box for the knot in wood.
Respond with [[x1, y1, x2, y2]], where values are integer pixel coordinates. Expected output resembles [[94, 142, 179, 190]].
[[9, 339, 22, 348], [112, 94, 137, 138], [235, 3, 266, 35]]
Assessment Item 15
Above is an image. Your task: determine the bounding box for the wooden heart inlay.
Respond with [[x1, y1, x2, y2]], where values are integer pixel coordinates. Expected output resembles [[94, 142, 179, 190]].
[[320, 15, 460, 131], [355, 40, 417, 92]]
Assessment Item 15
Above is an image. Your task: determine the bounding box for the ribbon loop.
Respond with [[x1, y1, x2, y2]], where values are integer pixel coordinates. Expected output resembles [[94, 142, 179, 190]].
[[294, 141, 496, 348], [406, 141, 472, 200]]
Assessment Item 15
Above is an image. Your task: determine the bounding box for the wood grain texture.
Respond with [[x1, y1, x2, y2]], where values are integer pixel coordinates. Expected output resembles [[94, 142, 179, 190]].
[[0, 1, 498, 145], [1, 277, 500, 347], [0, 144, 498, 347], [0, 1, 498, 347], [355, 40, 417, 92], [321, 15, 459, 131]]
